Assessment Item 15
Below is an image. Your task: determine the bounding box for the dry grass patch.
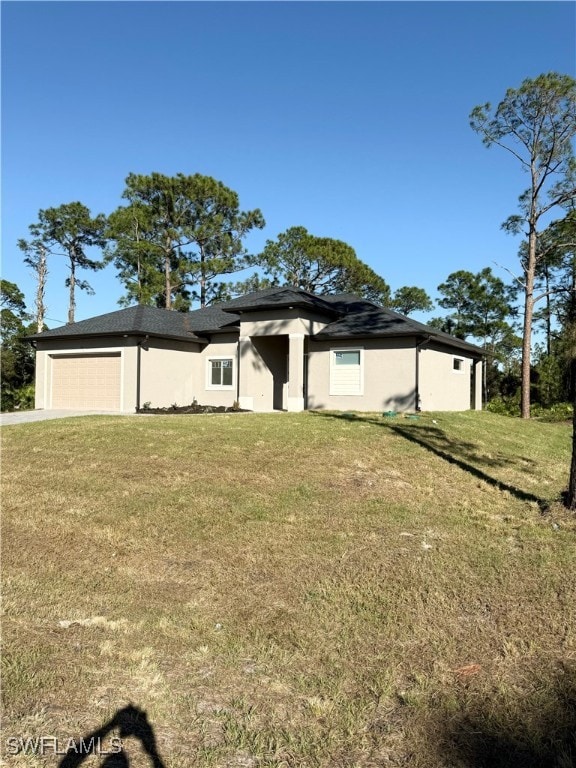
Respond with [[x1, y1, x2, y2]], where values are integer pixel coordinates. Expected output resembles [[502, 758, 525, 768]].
[[2, 411, 575, 767]]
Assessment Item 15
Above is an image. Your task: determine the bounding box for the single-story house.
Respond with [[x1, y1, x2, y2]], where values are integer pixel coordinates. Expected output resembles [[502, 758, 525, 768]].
[[29, 287, 484, 413]]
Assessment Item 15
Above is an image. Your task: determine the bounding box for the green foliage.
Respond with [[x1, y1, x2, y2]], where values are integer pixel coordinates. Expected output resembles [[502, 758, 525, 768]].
[[107, 173, 265, 309], [531, 402, 573, 422], [486, 392, 573, 422], [390, 285, 433, 315], [533, 345, 568, 407], [435, 268, 519, 355], [8, 384, 36, 412], [229, 273, 274, 298], [470, 73, 576, 195], [105, 202, 168, 308], [0, 280, 26, 316], [470, 72, 576, 418], [256, 226, 390, 304], [25, 202, 106, 324], [486, 394, 521, 417], [0, 282, 35, 412], [427, 315, 463, 338]]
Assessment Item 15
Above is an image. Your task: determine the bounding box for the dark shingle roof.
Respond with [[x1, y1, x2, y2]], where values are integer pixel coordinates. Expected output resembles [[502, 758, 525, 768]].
[[318, 293, 382, 314], [218, 287, 341, 316], [28, 305, 233, 343], [184, 306, 240, 333], [29, 289, 484, 355], [315, 306, 484, 355]]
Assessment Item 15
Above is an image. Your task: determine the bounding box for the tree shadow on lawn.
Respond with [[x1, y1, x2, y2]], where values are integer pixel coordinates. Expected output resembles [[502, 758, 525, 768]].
[[312, 412, 549, 512], [438, 665, 576, 767], [58, 704, 166, 768]]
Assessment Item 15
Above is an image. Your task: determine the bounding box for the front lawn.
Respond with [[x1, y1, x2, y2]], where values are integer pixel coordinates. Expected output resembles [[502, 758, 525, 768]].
[[2, 411, 575, 767]]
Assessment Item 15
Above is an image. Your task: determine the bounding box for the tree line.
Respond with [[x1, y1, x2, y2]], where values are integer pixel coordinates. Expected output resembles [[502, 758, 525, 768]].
[[3, 71, 576, 433], [15, 174, 426, 321]]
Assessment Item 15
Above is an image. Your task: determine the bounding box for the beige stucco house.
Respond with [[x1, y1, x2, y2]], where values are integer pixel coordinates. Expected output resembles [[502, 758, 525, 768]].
[[30, 287, 484, 413]]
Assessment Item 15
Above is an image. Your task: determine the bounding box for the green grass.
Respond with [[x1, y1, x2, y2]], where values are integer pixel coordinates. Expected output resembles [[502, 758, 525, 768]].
[[2, 411, 575, 767]]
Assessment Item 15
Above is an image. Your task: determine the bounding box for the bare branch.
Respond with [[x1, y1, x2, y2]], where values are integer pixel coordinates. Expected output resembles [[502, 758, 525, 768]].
[[492, 260, 526, 289]]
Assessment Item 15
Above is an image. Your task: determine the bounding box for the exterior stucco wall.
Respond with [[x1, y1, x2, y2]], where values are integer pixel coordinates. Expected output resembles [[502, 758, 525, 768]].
[[35, 336, 204, 412], [34, 349, 47, 409], [419, 343, 477, 411], [239, 309, 329, 338], [236, 309, 327, 412], [237, 334, 290, 412], [34, 326, 483, 414], [472, 359, 483, 410], [139, 338, 201, 409], [195, 335, 239, 407], [307, 337, 417, 412], [35, 337, 138, 412]]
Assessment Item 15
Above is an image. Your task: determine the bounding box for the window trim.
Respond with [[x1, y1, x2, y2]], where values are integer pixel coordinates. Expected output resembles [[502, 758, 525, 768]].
[[452, 356, 466, 374], [329, 347, 364, 396], [206, 356, 235, 390]]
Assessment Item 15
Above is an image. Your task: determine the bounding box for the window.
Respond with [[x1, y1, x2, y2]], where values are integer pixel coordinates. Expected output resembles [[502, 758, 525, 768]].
[[207, 357, 234, 389], [453, 357, 465, 373], [330, 348, 363, 395], [335, 350, 361, 366]]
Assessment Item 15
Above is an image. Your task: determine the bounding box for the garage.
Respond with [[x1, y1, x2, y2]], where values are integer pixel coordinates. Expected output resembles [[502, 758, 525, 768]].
[[50, 353, 121, 410]]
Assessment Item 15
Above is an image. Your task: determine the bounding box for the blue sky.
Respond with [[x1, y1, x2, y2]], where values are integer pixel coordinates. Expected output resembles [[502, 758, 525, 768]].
[[2, 1, 575, 326]]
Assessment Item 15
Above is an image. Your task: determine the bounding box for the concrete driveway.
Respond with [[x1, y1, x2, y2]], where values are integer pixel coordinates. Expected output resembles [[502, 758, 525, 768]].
[[1, 410, 124, 426]]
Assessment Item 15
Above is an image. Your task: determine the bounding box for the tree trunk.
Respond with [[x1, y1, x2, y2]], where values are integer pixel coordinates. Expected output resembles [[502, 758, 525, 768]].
[[133, 215, 144, 305], [200, 246, 206, 308], [520, 215, 538, 419], [68, 255, 76, 324], [164, 249, 171, 310], [567, 367, 576, 509], [520, 278, 534, 419], [565, 268, 576, 509], [544, 265, 552, 357], [36, 244, 47, 332]]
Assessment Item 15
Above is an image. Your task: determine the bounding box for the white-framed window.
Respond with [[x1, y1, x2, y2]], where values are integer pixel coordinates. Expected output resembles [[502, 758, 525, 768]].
[[453, 356, 465, 373], [330, 347, 364, 396], [207, 357, 235, 389]]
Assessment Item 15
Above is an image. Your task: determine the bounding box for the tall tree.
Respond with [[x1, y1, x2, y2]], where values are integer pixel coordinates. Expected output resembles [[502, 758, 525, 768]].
[[391, 286, 433, 315], [534, 211, 576, 509], [435, 268, 520, 401], [26, 203, 106, 323], [256, 226, 390, 304], [529, 211, 576, 403], [18, 238, 48, 331], [105, 202, 167, 308], [108, 173, 195, 310], [107, 173, 265, 310], [470, 72, 576, 418], [180, 174, 265, 307], [436, 268, 518, 346]]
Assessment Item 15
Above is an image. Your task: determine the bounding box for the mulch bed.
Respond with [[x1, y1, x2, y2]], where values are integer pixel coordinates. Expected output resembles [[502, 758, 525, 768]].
[[137, 403, 250, 415]]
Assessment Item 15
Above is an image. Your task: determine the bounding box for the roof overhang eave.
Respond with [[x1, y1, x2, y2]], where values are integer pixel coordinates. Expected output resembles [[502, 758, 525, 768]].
[[314, 329, 485, 357], [27, 330, 209, 345]]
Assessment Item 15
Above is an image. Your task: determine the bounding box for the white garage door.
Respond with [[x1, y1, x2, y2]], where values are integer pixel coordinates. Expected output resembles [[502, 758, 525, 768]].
[[51, 354, 121, 410]]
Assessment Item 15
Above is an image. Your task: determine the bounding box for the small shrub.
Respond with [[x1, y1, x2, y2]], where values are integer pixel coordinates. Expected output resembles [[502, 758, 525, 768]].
[[486, 394, 521, 417], [531, 402, 573, 422], [16, 385, 35, 410], [1, 384, 35, 412], [486, 396, 573, 422]]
